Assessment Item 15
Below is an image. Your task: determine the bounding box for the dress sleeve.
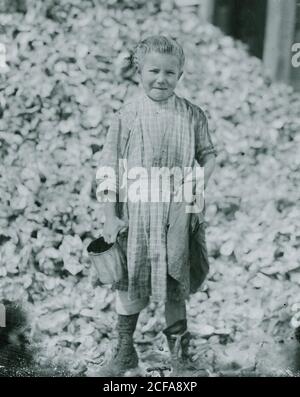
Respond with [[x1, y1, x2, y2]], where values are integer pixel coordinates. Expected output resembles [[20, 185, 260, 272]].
[[194, 108, 217, 166], [96, 112, 122, 203]]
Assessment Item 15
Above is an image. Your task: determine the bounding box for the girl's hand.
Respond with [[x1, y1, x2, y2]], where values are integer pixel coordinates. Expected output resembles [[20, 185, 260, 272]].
[[102, 216, 127, 244]]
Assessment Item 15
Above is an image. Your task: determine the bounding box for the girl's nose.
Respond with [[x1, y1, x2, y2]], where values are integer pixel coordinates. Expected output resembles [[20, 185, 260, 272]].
[[156, 73, 166, 83]]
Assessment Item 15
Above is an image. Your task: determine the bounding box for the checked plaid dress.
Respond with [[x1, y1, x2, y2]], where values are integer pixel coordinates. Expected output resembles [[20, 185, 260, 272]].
[[96, 89, 216, 302]]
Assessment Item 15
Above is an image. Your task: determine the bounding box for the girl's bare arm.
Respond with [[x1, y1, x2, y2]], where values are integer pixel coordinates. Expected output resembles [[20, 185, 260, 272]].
[[202, 154, 216, 189]]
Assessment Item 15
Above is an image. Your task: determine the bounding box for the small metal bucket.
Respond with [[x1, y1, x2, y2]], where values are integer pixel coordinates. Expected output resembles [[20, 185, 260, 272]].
[[87, 230, 127, 285]]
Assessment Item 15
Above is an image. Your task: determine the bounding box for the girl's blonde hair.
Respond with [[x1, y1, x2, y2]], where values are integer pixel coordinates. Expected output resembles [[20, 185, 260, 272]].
[[130, 35, 185, 72]]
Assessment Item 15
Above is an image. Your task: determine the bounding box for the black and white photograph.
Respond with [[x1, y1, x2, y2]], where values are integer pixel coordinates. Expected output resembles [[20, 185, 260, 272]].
[[0, 0, 300, 380]]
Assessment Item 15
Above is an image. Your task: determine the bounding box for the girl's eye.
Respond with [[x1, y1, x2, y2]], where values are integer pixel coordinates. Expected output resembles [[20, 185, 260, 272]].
[[167, 71, 175, 75]]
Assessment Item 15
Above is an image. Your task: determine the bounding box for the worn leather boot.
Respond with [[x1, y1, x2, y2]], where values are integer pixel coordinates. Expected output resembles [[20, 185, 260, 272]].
[[163, 319, 190, 374], [98, 313, 139, 377], [163, 319, 206, 376]]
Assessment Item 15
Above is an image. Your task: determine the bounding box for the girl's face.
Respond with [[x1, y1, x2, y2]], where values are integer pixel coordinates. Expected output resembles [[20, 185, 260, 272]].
[[138, 52, 183, 102]]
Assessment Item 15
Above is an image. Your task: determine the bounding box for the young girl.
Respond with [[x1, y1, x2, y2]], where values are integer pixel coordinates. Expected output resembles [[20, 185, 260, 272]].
[[96, 35, 216, 376]]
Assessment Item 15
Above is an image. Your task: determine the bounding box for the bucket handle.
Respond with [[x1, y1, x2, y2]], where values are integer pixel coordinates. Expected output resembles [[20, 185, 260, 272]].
[[115, 226, 128, 244], [118, 226, 128, 236]]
